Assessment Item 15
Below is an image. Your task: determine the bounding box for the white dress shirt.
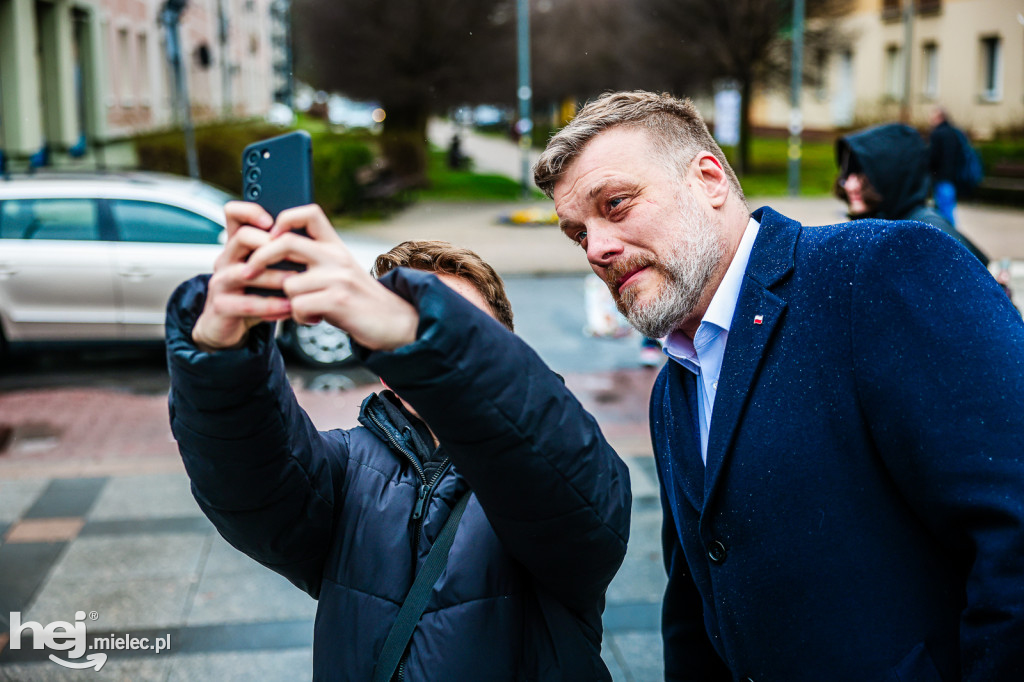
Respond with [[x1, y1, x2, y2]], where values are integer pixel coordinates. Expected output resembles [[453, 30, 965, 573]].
[[662, 217, 760, 463]]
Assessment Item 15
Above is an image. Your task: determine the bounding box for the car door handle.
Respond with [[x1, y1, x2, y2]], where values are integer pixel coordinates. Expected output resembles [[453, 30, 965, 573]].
[[0, 263, 17, 279]]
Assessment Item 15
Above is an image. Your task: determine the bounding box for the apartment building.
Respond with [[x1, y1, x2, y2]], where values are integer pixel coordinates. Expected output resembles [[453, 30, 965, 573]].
[[0, 0, 283, 166], [754, 0, 1023, 138]]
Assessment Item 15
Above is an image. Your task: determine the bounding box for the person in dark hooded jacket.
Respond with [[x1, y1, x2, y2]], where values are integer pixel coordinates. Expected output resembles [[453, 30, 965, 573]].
[[835, 122, 989, 266], [165, 201, 632, 681]]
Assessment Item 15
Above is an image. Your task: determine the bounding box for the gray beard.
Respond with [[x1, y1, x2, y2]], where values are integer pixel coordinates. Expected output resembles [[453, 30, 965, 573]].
[[618, 195, 724, 339]]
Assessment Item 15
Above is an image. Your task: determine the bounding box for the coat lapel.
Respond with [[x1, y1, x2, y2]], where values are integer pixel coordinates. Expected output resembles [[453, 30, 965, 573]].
[[703, 207, 799, 511], [664, 361, 705, 511]]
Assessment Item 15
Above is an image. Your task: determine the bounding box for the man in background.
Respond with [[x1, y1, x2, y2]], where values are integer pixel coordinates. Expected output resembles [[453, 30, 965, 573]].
[[929, 105, 962, 225]]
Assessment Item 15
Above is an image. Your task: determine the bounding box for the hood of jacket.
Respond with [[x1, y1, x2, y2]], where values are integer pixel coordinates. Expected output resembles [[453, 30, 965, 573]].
[[836, 123, 931, 220]]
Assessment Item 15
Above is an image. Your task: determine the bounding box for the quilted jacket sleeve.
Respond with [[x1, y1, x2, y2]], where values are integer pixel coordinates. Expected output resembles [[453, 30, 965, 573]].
[[355, 268, 632, 617], [165, 275, 348, 598]]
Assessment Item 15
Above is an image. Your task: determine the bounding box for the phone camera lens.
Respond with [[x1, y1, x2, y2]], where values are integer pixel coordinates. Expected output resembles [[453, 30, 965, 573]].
[[246, 150, 261, 166], [246, 185, 262, 200], [246, 167, 261, 182]]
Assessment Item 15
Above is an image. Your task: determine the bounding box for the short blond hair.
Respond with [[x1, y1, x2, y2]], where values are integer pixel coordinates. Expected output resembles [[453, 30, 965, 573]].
[[534, 90, 744, 202], [372, 240, 514, 331]]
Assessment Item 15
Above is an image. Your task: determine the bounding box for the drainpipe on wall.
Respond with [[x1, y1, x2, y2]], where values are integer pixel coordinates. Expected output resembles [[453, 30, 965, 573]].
[[160, 0, 199, 179], [900, 0, 914, 124]]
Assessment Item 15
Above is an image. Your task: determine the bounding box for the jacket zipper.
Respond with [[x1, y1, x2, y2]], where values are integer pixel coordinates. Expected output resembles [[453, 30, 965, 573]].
[[366, 409, 454, 682]]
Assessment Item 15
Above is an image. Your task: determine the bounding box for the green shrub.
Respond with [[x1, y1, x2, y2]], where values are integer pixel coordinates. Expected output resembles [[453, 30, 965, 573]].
[[134, 122, 283, 194], [414, 147, 538, 201], [133, 122, 378, 214], [309, 132, 375, 214]]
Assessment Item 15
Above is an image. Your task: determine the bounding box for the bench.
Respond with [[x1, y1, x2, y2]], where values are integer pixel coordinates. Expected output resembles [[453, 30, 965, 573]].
[[975, 160, 1024, 207]]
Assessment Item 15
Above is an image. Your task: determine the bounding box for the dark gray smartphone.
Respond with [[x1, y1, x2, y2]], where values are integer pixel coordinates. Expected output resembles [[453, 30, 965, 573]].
[[241, 130, 313, 296]]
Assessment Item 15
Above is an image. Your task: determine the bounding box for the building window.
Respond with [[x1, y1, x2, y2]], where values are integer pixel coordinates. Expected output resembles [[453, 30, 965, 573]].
[[118, 28, 133, 107], [980, 36, 1002, 102], [922, 43, 938, 100], [137, 33, 150, 105], [885, 44, 903, 99], [882, 0, 901, 21], [814, 48, 829, 101], [917, 0, 942, 15]]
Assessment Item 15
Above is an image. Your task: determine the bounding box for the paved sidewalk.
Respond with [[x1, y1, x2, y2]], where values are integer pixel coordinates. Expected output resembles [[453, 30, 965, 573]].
[[0, 367, 666, 681], [346, 194, 1024, 272]]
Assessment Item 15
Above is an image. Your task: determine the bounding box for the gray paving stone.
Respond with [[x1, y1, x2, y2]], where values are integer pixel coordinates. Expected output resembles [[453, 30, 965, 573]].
[[165, 648, 313, 682], [606, 631, 665, 682], [23, 479, 107, 519], [0, 656, 171, 681], [0, 478, 50, 523], [201, 534, 263, 575], [623, 456, 660, 500], [47, 533, 207, 581], [606, 508, 667, 605], [601, 640, 630, 682], [88, 474, 201, 521], [186, 569, 316, 626], [0, 542, 69, 626], [24, 575, 194, 630]]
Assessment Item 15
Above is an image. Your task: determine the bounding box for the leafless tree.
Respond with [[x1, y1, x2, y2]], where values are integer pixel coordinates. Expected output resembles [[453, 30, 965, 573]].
[[293, 0, 516, 179], [636, 0, 854, 175], [530, 0, 652, 108]]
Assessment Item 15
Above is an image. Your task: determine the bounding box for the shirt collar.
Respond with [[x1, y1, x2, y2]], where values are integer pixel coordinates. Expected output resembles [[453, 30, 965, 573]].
[[663, 216, 761, 365]]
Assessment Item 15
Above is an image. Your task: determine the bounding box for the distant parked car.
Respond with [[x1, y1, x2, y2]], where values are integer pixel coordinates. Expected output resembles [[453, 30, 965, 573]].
[[0, 171, 369, 367]]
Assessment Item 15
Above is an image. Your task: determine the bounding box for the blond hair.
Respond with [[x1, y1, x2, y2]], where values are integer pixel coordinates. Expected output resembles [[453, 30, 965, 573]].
[[534, 90, 744, 202], [373, 240, 514, 331]]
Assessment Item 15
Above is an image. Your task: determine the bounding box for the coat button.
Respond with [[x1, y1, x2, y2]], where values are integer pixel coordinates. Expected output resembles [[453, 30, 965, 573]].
[[707, 540, 727, 563]]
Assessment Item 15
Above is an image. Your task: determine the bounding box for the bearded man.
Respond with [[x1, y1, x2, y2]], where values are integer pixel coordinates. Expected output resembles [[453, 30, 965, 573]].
[[534, 90, 1024, 682]]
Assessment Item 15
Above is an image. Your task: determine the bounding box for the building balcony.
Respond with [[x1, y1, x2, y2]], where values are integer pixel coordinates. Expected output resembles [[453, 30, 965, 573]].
[[882, 0, 942, 21]]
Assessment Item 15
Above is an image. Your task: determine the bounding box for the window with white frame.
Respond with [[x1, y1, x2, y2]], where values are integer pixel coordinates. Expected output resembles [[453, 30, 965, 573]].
[[922, 43, 938, 99], [885, 44, 903, 99], [980, 35, 1002, 101]]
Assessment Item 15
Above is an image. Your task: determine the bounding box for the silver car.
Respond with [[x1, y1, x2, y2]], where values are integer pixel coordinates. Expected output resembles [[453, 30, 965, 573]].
[[0, 171, 368, 366]]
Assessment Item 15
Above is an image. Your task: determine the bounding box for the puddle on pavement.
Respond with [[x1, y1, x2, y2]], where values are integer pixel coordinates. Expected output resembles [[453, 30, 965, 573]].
[[0, 422, 63, 455]]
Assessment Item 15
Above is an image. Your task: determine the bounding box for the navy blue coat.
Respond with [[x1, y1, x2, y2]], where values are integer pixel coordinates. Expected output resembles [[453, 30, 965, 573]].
[[167, 268, 631, 680], [651, 207, 1024, 681]]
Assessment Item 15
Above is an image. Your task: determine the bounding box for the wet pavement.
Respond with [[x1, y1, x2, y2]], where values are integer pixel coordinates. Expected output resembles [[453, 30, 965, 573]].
[[0, 364, 666, 681]]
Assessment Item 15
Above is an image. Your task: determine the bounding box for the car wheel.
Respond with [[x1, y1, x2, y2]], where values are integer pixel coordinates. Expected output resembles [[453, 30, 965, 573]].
[[280, 320, 354, 367]]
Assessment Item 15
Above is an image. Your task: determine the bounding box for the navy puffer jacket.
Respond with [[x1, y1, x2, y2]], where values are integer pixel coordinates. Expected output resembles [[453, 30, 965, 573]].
[[166, 268, 632, 681]]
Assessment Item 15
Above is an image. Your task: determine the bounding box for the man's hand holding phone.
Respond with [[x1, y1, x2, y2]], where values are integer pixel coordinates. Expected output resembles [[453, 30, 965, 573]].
[[242, 204, 419, 352], [191, 201, 296, 352]]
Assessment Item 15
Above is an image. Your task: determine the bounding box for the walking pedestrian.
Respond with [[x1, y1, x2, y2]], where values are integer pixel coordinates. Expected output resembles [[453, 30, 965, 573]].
[[929, 105, 962, 225]]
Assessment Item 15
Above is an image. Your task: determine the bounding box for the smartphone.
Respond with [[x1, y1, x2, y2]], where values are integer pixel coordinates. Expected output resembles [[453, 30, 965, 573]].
[[241, 130, 313, 295]]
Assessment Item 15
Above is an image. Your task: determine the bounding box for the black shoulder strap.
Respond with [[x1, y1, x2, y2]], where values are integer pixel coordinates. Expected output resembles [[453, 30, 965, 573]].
[[372, 491, 471, 682]]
